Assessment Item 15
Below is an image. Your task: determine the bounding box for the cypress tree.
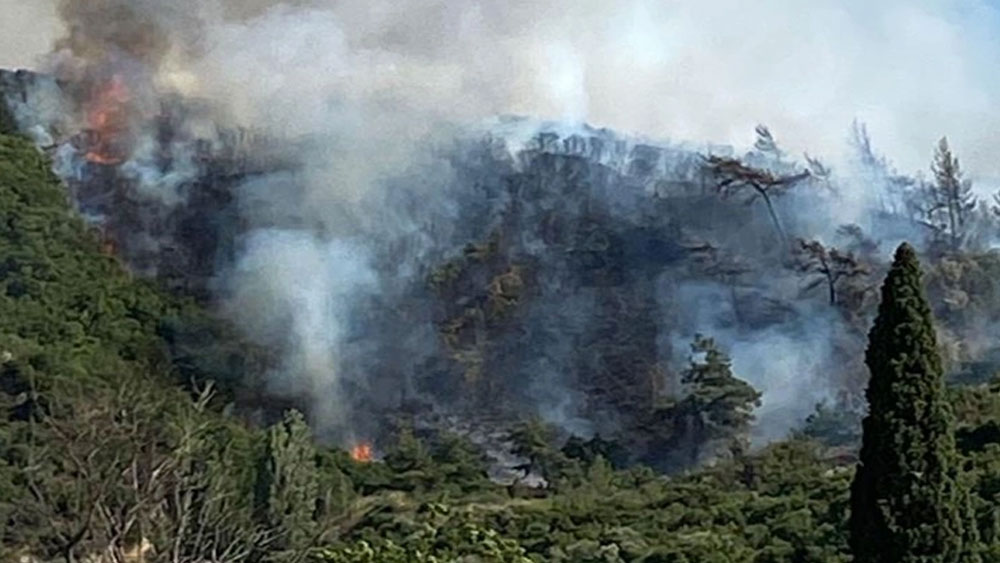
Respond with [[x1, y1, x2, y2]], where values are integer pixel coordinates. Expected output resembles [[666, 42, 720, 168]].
[[849, 243, 978, 562]]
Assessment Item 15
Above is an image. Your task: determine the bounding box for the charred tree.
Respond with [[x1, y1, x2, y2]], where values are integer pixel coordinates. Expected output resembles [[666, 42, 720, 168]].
[[850, 120, 910, 215], [753, 124, 783, 159], [836, 224, 879, 261], [919, 137, 977, 252], [704, 154, 811, 244], [794, 239, 869, 305], [0, 96, 18, 136], [686, 240, 753, 324]]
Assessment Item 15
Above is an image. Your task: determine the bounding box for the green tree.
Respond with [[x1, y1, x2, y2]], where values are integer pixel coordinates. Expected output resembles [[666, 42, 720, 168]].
[[677, 335, 761, 465], [383, 424, 438, 492], [849, 243, 979, 562], [257, 409, 321, 558], [508, 418, 579, 487], [428, 432, 491, 493]]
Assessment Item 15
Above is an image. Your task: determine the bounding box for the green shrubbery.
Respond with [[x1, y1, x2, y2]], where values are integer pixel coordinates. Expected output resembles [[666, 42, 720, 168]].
[[6, 130, 1000, 561]]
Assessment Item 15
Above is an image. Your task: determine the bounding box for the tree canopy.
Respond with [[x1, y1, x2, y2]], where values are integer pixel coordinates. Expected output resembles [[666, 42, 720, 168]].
[[850, 243, 977, 562]]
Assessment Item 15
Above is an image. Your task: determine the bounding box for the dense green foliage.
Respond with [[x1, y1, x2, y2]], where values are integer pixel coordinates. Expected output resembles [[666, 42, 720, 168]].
[[4, 129, 1000, 562], [0, 134, 346, 562], [849, 243, 975, 562], [674, 335, 761, 465]]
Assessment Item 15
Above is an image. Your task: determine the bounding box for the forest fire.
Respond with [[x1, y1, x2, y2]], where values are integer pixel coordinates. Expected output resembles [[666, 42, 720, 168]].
[[82, 74, 132, 165], [350, 442, 373, 463]]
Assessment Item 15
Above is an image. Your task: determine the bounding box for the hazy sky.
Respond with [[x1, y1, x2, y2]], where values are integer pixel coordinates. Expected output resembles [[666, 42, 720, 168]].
[[0, 0, 60, 70], [3, 0, 1000, 181]]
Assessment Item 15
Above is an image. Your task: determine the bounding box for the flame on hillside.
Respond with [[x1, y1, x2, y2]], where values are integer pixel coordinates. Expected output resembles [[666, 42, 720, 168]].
[[83, 74, 132, 165], [350, 442, 373, 463]]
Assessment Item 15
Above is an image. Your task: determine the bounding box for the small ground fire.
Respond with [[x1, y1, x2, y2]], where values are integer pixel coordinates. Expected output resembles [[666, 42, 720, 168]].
[[350, 442, 373, 463]]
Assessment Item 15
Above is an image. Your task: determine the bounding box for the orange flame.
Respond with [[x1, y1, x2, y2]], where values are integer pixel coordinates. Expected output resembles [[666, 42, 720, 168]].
[[350, 442, 373, 463], [83, 74, 132, 165]]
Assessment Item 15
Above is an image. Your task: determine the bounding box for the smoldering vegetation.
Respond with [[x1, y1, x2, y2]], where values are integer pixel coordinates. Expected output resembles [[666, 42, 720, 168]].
[[4, 0, 1000, 474]]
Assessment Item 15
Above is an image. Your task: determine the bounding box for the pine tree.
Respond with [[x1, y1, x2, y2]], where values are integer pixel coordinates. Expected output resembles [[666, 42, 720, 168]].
[[849, 243, 979, 562], [677, 335, 761, 465], [926, 137, 976, 251]]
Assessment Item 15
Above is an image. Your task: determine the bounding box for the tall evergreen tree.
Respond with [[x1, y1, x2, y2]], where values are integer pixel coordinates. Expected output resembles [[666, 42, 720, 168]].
[[256, 409, 320, 557], [925, 137, 976, 251], [849, 243, 979, 562]]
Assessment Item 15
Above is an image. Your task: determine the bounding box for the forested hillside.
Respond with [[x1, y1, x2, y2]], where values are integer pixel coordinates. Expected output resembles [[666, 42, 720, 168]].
[[4, 126, 1000, 562], [9, 0, 1000, 560]]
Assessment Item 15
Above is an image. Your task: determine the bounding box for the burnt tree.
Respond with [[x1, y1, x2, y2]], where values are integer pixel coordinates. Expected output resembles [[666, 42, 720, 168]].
[[920, 137, 977, 252], [836, 224, 879, 261], [704, 155, 811, 244], [794, 239, 869, 306], [686, 240, 753, 324]]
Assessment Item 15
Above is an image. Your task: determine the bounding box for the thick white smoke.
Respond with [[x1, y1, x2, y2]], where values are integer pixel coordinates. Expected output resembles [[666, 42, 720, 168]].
[[223, 230, 377, 433], [5, 0, 1000, 177], [4, 0, 1000, 447], [0, 1, 60, 69]]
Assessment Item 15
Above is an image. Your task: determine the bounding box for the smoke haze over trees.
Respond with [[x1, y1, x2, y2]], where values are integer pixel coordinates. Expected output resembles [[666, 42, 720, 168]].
[[5, 0, 1000, 459], [5, 0, 1000, 174], [6, 1, 1000, 560]]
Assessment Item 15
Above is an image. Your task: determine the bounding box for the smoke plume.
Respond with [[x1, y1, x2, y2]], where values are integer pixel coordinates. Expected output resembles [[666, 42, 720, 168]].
[[3, 0, 999, 176], [3, 0, 1000, 460]]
